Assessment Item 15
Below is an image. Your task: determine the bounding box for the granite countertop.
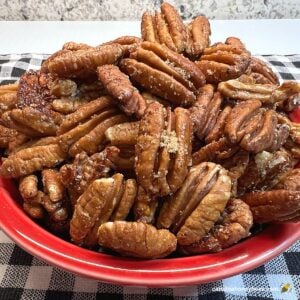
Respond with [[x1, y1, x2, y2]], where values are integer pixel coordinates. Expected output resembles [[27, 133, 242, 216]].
[[1, 0, 300, 21]]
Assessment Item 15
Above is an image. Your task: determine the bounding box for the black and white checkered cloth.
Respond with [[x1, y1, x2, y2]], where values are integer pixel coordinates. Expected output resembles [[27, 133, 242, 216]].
[[0, 54, 300, 300]]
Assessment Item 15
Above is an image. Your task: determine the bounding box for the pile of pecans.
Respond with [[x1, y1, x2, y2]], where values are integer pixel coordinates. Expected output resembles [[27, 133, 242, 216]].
[[0, 2, 300, 259]]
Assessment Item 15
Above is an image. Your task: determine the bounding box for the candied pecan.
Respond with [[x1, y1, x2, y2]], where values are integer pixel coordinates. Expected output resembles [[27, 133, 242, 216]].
[[60, 146, 117, 205], [0, 124, 19, 148], [62, 41, 93, 51], [57, 97, 128, 156], [192, 137, 239, 165], [105, 121, 139, 146], [98, 221, 177, 259], [246, 57, 279, 85], [274, 168, 300, 191], [17, 70, 56, 112], [277, 114, 300, 145], [180, 198, 253, 254], [242, 190, 300, 223], [237, 149, 294, 195], [0, 144, 66, 178], [196, 38, 251, 83], [157, 162, 231, 246], [70, 174, 138, 247], [51, 98, 89, 114], [104, 146, 135, 171], [189, 85, 223, 140], [49, 78, 77, 97], [186, 16, 211, 59], [0, 83, 18, 95], [46, 44, 124, 79], [120, 42, 205, 106], [135, 102, 192, 196], [224, 100, 289, 153], [133, 186, 158, 224], [0, 92, 17, 115], [97, 65, 146, 118], [101, 36, 141, 56], [141, 91, 171, 107]]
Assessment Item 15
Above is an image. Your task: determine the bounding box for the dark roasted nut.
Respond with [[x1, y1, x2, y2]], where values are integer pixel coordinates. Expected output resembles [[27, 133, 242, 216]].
[[70, 174, 138, 247], [246, 57, 279, 85], [104, 146, 135, 171], [46, 44, 124, 79], [180, 198, 252, 254], [238, 149, 294, 195], [135, 102, 192, 196], [186, 16, 211, 59], [242, 190, 300, 223], [196, 38, 251, 83], [97, 65, 146, 118], [0, 144, 66, 178], [157, 162, 232, 247], [189, 85, 223, 140], [277, 114, 300, 145], [133, 186, 158, 224], [274, 168, 300, 191], [60, 147, 117, 205], [98, 221, 177, 258], [224, 100, 289, 153], [120, 42, 205, 106]]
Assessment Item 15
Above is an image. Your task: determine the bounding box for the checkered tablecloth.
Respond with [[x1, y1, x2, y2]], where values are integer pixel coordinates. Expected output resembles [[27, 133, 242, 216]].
[[0, 54, 300, 300]]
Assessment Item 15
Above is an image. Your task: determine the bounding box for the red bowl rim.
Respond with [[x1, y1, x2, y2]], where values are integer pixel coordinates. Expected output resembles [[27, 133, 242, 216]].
[[0, 178, 300, 287]]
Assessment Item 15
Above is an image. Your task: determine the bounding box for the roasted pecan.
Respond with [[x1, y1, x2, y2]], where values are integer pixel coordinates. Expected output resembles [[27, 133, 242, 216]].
[[104, 146, 135, 171], [157, 162, 232, 246], [242, 190, 300, 223], [60, 146, 117, 205], [196, 38, 251, 83], [98, 221, 177, 258], [237, 149, 294, 195], [105, 121, 139, 146], [0, 124, 19, 149], [0, 91, 17, 115], [135, 102, 192, 196], [57, 97, 128, 156], [133, 186, 158, 224], [97, 65, 146, 118], [0, 144, 66, 178], [62, 41, 93, 51], [246, 57, 279, 85], [120, 42, 205, 106], [70, 174, 138, 247], [224, 100, 289, 153], [277, 114, 300, 145], [189, 85, 223, 140], [46, 44, 124, 79], [0, 83, 18, 95], [186, 16, 211, 59], [180, 198, 253, 254]]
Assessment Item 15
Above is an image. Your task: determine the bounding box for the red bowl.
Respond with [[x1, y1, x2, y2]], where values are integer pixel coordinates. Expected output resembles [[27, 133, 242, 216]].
[[0, 176, 300, 287]]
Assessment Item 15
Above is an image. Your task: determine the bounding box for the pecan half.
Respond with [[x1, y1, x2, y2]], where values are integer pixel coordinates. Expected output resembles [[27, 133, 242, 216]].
[[157, 162, 232, 246], [0, 144, 66, 178], [97, 65, 146, 118], [98, 221, 177, 259], [196, 38, 251, 83], [242, 190, 300, 223], [120, 42, 205, 106], [0, 91, 17, 115], [46, 44, 124, 79], [180, 198, 253, 254], [70, 174, 138, 247], [135, 102, 192, 196], [0, 124, 19, 149]]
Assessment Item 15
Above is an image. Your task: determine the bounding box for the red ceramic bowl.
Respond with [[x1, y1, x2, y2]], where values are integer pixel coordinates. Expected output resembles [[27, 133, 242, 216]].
[[0, 176, 300, 287]]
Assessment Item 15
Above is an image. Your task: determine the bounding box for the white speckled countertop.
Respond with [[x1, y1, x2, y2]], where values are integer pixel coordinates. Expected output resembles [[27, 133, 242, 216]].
[[0, 0, 299, 20]]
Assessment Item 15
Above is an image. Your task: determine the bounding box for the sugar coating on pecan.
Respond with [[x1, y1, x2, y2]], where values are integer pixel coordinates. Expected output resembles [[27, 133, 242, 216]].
[[120, 41, 205, 106], [0, 91, 18, 115], [98, 221, 177, 259], [180, 198, 253, 254], [97, 65, 146, 118], [70, 174, 138, 247], [197, 38, 251, 83], [46, 44, 124, 79], [135, 102, 192, 196]]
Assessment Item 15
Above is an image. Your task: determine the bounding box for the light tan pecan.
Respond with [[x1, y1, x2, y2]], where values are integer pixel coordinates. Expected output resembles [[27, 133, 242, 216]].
[[98, 221, 177, 258], [135, 102, 192, 196], [120, 42, 205, 106]]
